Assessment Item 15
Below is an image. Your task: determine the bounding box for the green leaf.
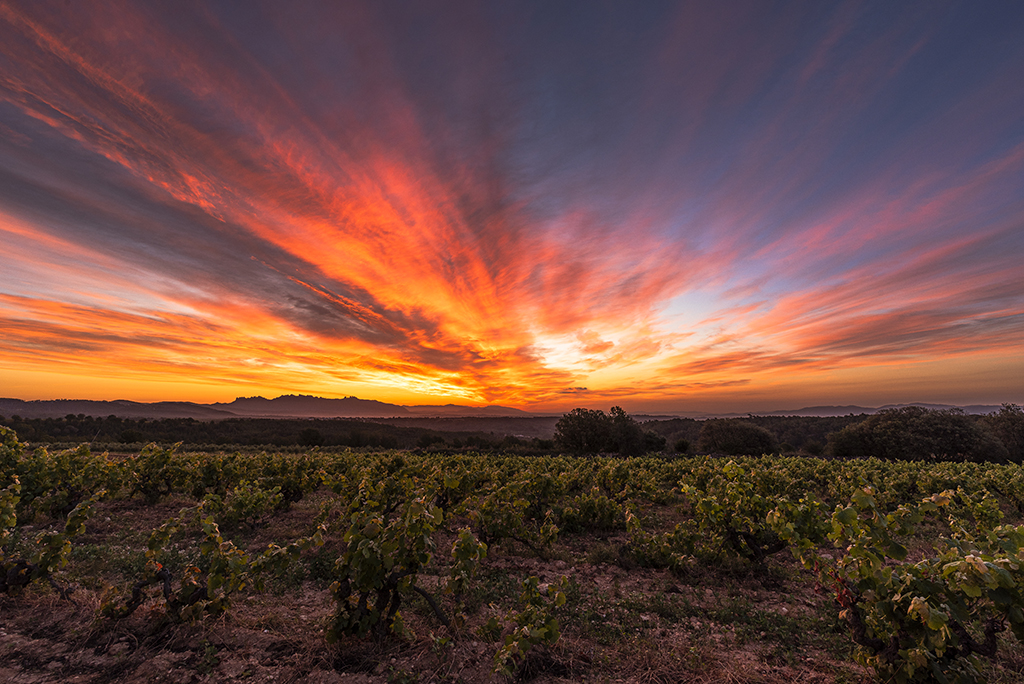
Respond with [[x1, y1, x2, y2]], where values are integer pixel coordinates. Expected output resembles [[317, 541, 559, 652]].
[[962, 583, 984, 598], [886, 542, 908, 561], [851, 488, 874, 509], [836, 507, 857, 526], [930, 659, 951, 684], [926, 608, 948, 631]]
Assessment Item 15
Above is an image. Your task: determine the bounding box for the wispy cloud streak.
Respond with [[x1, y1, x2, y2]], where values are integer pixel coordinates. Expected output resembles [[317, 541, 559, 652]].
[[1, 1, 1022, 409]]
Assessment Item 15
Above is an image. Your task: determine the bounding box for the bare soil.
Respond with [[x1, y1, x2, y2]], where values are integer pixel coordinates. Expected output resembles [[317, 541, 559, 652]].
[[4, 493, 1023, 683]]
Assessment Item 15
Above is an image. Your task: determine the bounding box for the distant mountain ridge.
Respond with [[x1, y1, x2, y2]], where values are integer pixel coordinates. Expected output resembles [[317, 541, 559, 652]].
[[0, 395, 530, 419], [0, 398, 235, 420], [404, 404, 532, 417], [0, 396, 1009, 421], [681, 403, 1005, 419], [209, 395, 412, 417]]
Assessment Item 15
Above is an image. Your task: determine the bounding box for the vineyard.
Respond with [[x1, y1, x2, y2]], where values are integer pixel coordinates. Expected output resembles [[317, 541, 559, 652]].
[[3, 424, 1024, 683]]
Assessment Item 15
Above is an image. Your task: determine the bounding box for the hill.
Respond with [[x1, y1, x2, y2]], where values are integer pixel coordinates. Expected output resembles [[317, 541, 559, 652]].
[[0, 398, 234, 420], [0, 395, 528, 420], [208, 395, 411, 417]]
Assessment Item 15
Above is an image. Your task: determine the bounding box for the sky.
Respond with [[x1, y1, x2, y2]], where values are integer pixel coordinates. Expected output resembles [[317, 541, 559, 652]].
[[1, 1, 1023, 414]]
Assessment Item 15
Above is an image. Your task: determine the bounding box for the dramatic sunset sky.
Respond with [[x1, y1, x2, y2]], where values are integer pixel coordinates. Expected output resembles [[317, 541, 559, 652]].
[[1, 1, 1023, 413]]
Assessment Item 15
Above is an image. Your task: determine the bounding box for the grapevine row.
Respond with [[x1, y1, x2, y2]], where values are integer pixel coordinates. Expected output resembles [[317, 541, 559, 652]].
[[6, 423, 1024, 680]]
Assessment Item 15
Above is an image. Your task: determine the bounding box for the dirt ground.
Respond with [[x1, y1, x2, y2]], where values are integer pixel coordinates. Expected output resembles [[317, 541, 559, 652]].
[[0, 549, 872, 684], [3, 491, 1022, 683]]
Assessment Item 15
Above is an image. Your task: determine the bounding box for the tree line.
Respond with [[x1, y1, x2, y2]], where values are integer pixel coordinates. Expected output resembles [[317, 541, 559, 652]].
[[4, 404, 1022, 463], [0, 414, 552, 452], [557, 404, 1024, 463]]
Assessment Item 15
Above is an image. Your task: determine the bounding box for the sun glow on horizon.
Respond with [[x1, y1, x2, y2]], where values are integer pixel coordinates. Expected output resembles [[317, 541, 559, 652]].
[[1, 2, 1023, 413]]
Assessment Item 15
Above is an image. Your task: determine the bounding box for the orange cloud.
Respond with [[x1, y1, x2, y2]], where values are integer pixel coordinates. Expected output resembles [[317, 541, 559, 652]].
[[1, 2, 1023, 412]]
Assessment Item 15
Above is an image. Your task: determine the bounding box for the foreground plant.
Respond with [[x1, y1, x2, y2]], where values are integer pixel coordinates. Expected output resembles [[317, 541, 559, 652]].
[[779, 486, 1024, 683], [493, 575, 568, 677], [326, 474, 445, 640], [680, 460, 791, 564], [103, 503, 323, 621], [1, 476, 100, 601]]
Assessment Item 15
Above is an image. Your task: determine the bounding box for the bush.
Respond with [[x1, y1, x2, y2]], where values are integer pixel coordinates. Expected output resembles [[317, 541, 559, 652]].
[[610, 407, 645, 455], [555, 409, 612, 454], [417, 434, 446, 449], [554, 407, 663, 455], [298, 428, 323, 447], [828, 407, 1008, 462], [984, 404, 1024, 463], [1, 426, 24, 484], [642, 430, 667, 453], [119, 429, 144, 444], [696, 419, 777, 456], [802, 440, 824, 456]]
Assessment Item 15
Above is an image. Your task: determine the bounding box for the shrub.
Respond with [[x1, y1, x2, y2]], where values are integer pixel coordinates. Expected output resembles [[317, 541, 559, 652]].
[[803, 440, 824, 456], [298, 428, 323, 447], [828, 407, 1008, 462], [554, 409, 613, 454], [119, 429, 144, 444], [1, 426, 24, 484], [555, 407, 661, 455], [696, 419, 777, 456], [417, 434, 446, 449], [642, 430, 667, 453], [984, 404, 1024, 463]]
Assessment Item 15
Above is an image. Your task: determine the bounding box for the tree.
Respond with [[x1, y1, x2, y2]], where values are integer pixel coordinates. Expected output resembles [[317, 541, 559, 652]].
[[554, 409, 612, 454], [828, 407, 1008, 462], [983, 404, 1024, 463], [298, 427, 324, 447], [554, 407, 663, 455], [697, 419, 777, 456], [642, 430, 667, 453], [610, 406, 645, 455]]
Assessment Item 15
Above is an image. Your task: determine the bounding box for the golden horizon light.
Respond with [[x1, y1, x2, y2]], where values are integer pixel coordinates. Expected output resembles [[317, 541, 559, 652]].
[[1, 2, 1023, 414]]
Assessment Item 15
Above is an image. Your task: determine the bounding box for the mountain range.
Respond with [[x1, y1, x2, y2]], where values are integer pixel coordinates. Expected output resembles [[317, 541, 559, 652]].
[[664, 403, 1005, 419], [0, 395, 534, 420], [0, 396, 1009, 421]]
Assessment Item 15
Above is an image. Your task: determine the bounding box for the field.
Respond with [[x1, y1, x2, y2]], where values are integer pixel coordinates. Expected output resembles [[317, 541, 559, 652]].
[[3, 425, 1024, 683]]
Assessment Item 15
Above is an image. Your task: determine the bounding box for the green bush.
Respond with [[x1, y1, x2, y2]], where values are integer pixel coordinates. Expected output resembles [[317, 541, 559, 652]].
[[555, 407, 662, 455], [828, 407, 1008, 462], [984, 404, 1024, 463], [802, 440, 824, 456], [554, 408, 613, 454], [696, 419, 777, 456], [0, 426, 24, 484], [298, 428, 323, 447]]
